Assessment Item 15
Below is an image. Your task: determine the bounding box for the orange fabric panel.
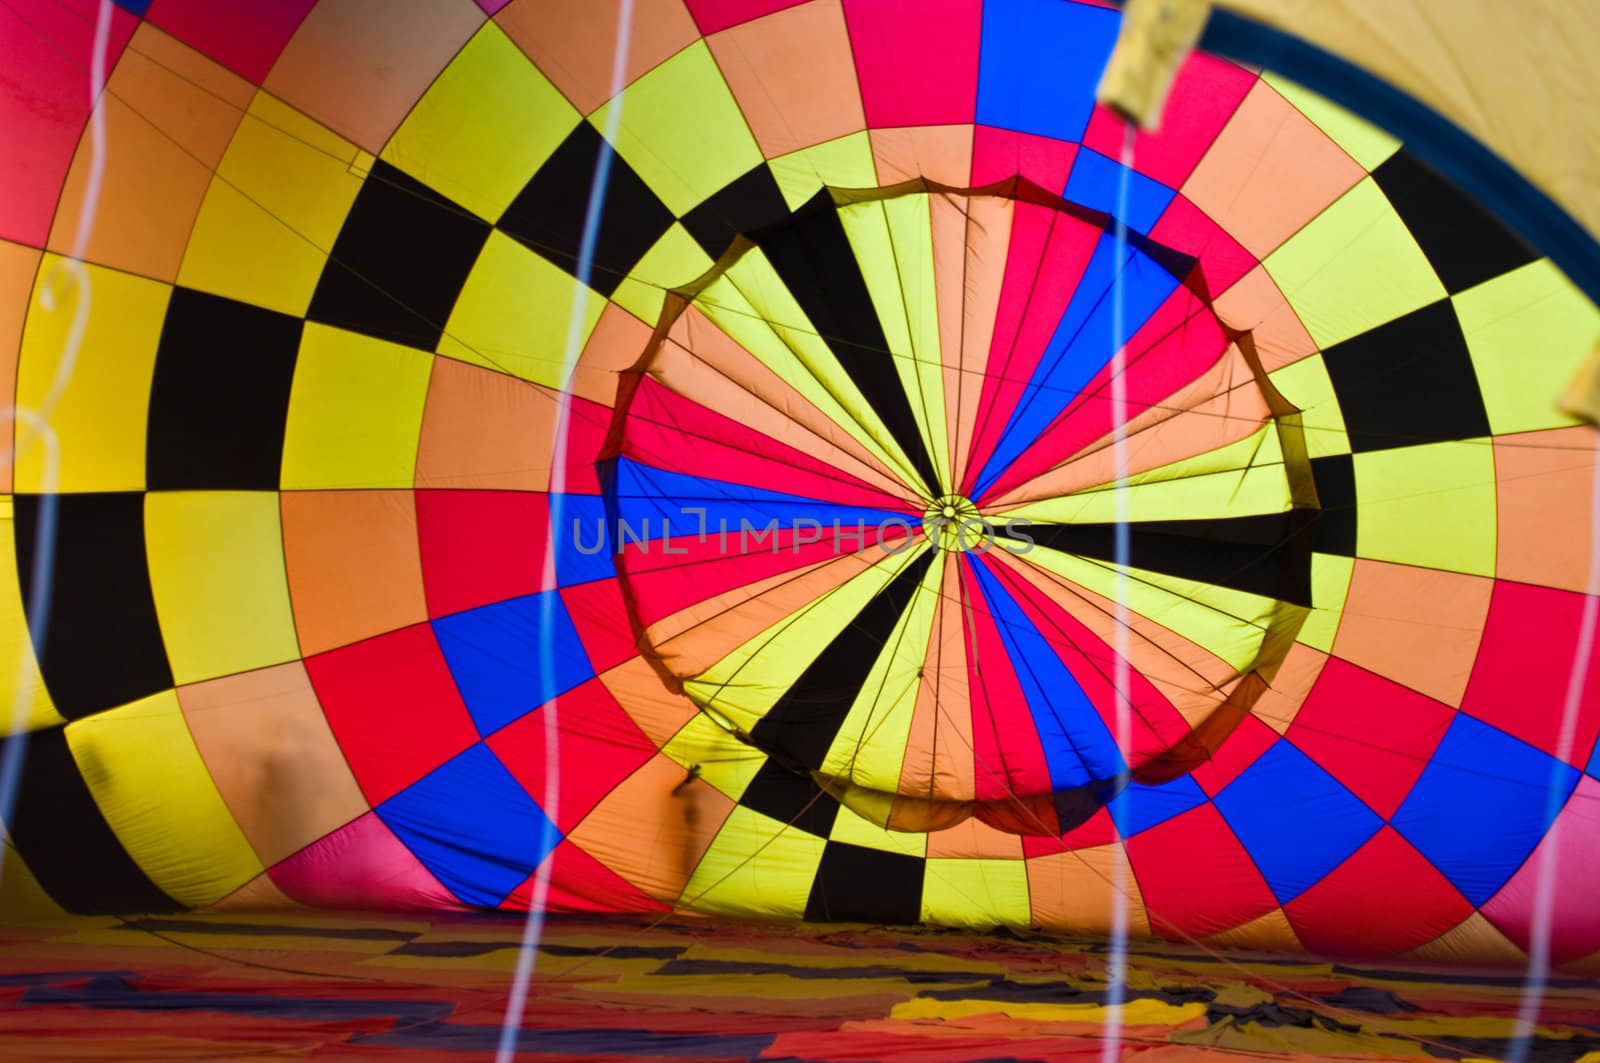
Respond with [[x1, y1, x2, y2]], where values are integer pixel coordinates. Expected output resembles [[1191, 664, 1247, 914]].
[[932, 193, 1013, 491], [1028, 843, 1150, 938], [1330, 560, 1494, 708], [416, 356, 562, 492], [1211, 265, 1318, 372], [1494, 427, 1598, 594], [178, 661, 369, 868], [280, 489, 429, 656], [897, 553, 975, 802], [263, 0, 485, 153], [707, 0, 865, 158], [1181, 79, 1366, 259], [48, 25, 251, 283], [567, 752, 732, 906], [497, 0, 699, 115], [871, 125, 974, 188], [0, 240, 40, 495], [575, 300, 651, 407], [1250, 641, 1328, 736], [599, 655, 701, 748]]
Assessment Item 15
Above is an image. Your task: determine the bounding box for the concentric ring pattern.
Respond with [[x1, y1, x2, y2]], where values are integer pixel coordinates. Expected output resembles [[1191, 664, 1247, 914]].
[[2, 0, 1598, 964]]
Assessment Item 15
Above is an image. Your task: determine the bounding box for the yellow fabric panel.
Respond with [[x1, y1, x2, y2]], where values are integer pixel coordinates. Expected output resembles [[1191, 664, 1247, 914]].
[[15, 258, 167, 493], [1022, 547, 1274, 673], [381, 23, 579, 221], [179, 92, 365, 317], [66, 691, 263, 907], [590, 41, 763, 217], [1264, 178, 1446, 348], [770, 132, 877, 210], [282, 323, 434, 490], [144, 492, 300, 686], [683, 806, 826, 918], [611, 223, 714, 324], [438, 230, 605, 389], [1224, 0, 1600, 246], [1353, 440, 1497, 577], [0, 839, 66, 919], [1299, 551, 1353, 653], [1454, 260, 1600, 435], [828, 804, 927, 857], [1269, 355, 1351, 458], [1260, 73, 1399, 172], [0, 498, 63, 734], [820, 552, 942, 792], [892, 995, 1207, 1026], [702, 252, 927, 490], [685, 547, 927, 729], [1007, 427, 1292, 525], [660, 713, 765, 802], [922, 858, 1031, 927], [839, 195, 949, 489]]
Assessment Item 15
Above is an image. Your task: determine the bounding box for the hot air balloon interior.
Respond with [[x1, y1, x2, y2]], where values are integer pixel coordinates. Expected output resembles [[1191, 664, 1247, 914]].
[[1, 0, 1598, 1058]]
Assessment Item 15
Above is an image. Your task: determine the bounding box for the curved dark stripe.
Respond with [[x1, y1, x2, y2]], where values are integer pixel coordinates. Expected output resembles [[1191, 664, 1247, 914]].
[[751, 549, 936, 770], [1201, 10, 1600, 307], [1012, 510, 1315, 606], [754, 192, 944, 496]]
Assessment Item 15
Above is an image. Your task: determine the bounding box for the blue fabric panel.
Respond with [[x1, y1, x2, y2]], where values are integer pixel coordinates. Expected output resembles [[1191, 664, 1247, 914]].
[[552, 494, 617, 587], [1063, 148, 1176, 233], [611, 458, 911, 541], [1110, 774, 1208, 838], [971, 236, 1177, 497], [976, 0, 1119, 142], [1214, 739, 1382, 904], [1392, 714, 1580, 906], [379, 744, 558, 908], [968, 557, 1123, 791], [433, 592, 592, 737]]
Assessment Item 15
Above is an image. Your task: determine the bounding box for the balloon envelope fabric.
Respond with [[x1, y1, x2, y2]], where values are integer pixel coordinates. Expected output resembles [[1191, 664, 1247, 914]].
[[1, 0, 1598, 969]]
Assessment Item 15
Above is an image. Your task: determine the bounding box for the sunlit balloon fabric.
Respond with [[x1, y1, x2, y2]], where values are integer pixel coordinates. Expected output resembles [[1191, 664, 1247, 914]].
[[2, 0, 1599, 967]]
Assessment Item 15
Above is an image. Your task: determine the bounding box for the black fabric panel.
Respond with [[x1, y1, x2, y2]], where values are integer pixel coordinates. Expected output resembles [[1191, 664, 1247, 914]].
[[0, 728, 180, 914], [1018, 512, 1314, 606], [737, 758, 839, 837], [145, 288, 301, 491], [681, 165, 791, 260], [1321, 299, 1490, 452], [756, 194, 944, 495], [1310, 454, 1358, 557], [1372, 150, 1538, 294], [14, 493, 173, 718], [307, 160, 490, 349], [751, 550, 935, 770], [805, 842, 924, 924], [499, 123, 674, 297]]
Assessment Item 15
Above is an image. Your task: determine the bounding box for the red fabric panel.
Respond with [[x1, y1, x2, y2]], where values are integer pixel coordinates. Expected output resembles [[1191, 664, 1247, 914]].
[[486, 677, 656, 833], [1461, 580, 1600, 767], [970, 125, 1079, 190], [1288, 658, 1453, 818], [842, 0, 981, 128], [306, 622, 479, 804], [1128, 802, 1278, 940], [561, 578, 638, 674], [1286, 826, 1473, 957], [147, 0, 315, 83], [1082, 52, 1257, 188], [416, 490, 550, 619], [0, 0, 137, 246]]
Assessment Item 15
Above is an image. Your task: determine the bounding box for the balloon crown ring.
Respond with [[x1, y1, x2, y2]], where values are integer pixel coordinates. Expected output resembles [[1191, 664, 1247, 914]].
[[921, 494, 987, 552]]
